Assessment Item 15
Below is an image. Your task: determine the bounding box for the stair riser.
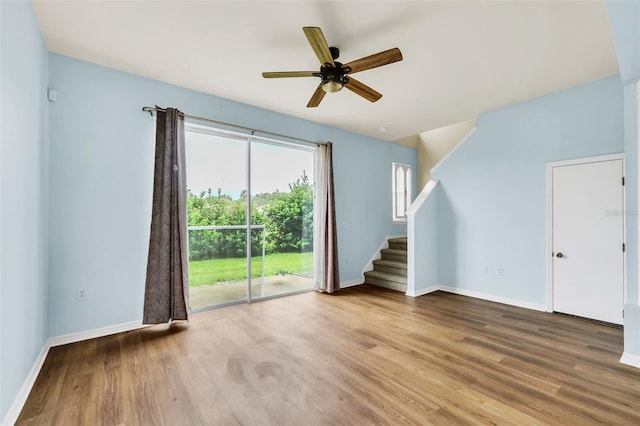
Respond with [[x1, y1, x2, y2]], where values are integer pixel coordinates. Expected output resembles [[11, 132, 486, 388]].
[[373, 265, 407, 276], [381, 253, 407, 262], [388, 238, 407, 244], [373, 259, 407, 270], [389, 243, 407, 251], [365, 277, 407, 292]]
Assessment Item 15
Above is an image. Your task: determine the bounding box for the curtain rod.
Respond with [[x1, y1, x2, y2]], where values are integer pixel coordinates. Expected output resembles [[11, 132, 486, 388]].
[[142, 106, 325, 146]]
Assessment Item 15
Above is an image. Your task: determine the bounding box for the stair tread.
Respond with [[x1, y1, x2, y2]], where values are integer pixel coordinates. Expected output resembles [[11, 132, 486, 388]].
[[373, 259, 407, 269], [364, 270, 407, 284], [381, 248, 407, 255]]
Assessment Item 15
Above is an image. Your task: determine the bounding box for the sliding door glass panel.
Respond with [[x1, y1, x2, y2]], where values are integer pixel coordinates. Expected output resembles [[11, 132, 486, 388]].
[[185, 131, 248, 310], [250, 140, 315, 299]]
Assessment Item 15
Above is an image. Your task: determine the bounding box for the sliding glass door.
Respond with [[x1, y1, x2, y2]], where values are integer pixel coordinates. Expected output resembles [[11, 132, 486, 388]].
[[250, 140, 314, 300], [185, 127, 315, 311], [185, 131, 249, 309]]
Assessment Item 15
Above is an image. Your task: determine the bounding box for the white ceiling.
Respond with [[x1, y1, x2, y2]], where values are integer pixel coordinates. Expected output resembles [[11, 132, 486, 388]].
[[31, 0, 619, 142]]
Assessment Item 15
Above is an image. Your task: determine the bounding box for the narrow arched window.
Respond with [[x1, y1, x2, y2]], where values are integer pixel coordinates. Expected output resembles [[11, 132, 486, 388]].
[[392, 163, 412, 222]]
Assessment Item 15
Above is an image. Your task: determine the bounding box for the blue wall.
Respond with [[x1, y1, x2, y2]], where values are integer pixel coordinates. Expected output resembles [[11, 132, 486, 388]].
[[605, 0, 640, 359], [47, 54, 416, 337], [0, 1, 50, 420], [432, 76, 624, 306]]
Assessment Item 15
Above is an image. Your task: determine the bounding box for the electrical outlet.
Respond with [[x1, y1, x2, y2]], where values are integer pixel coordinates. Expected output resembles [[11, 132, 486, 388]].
[[497, 267, 504, 276], [482, 266, 489, 274], [77, 288, 87, 300]]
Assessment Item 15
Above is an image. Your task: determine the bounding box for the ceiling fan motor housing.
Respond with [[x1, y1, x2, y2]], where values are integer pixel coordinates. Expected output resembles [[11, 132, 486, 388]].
[[321, 62, 349, 85], [320, 62, 350, 92]]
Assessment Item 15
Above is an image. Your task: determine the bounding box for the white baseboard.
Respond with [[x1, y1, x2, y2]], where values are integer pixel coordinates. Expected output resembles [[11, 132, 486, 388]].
[[47, 320, 148, 348], [439, 285, 547, 312], [2, 344, 50, 426], [406, 284, 546, 312], [406, 285, 439, 297], [620, 352, 640, 368], [340, 278, 363, 289], [2, 320, 148, 426]]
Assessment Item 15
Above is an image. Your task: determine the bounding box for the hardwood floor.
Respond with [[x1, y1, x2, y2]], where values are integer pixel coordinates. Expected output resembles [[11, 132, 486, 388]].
[[17, 285, 640, 425]]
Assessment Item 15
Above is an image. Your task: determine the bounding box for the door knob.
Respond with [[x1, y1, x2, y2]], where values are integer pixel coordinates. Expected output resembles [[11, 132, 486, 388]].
[[556, 252, 564, 258]]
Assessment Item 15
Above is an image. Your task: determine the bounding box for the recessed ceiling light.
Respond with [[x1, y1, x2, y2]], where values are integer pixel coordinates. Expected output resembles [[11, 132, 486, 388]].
[[379, 127, 389, 132]]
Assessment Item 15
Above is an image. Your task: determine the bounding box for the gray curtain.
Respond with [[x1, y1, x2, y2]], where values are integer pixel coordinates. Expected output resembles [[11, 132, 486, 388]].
[[143, 107, 190, 323], [323, 142, 340, 293]]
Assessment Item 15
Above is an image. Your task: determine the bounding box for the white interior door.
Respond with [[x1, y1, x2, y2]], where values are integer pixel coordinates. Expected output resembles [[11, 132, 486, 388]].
[[552, 158, 624, 324]]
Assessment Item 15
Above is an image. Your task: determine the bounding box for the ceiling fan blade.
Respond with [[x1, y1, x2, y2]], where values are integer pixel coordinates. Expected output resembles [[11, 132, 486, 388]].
[[307, 84, 326, 108], [344, 48, 403, 74], [344, 77, 382, 103], [262, 71, 317, 78], [303, 27, 335, 66]]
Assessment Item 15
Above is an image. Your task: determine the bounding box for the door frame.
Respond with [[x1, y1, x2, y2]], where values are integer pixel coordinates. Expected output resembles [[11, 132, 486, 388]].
[[545, 153, 626, 313]]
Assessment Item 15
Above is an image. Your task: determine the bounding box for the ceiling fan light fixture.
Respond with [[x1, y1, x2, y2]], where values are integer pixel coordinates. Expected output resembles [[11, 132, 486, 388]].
[[322, 79, 343, 93]]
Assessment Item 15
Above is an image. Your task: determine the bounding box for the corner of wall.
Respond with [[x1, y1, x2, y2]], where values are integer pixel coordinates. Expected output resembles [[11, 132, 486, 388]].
[[418, 119, 477, 190], [606, 0, 640, 362], [0, 0, 51, 421]]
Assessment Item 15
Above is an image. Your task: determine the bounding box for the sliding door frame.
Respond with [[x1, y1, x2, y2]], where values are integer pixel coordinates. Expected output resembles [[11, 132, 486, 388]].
[[185, 122, 317, 307]]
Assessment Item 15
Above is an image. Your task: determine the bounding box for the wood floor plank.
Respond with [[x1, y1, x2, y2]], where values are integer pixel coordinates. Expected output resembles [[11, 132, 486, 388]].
[[16, 286, 640, 425]]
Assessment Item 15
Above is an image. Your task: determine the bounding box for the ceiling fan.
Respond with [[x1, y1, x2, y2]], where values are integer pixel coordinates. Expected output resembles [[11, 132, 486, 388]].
[[262, 27, 403, 108]]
